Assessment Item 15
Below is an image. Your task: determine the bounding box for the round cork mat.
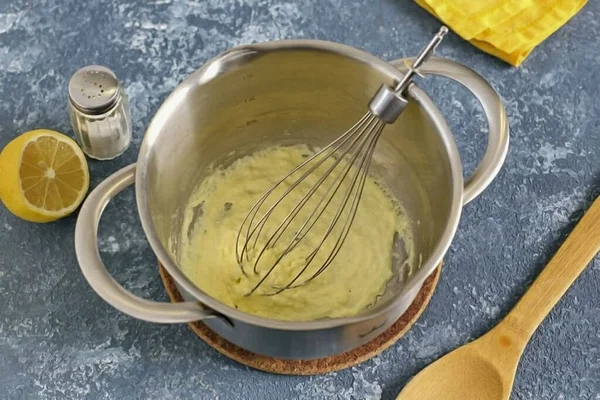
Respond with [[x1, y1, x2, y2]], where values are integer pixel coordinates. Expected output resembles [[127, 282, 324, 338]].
[[158, 263, 441, 375]]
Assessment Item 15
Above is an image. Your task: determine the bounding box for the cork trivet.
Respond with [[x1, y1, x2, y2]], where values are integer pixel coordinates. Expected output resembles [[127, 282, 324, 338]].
[[158, 263, 441, 375]]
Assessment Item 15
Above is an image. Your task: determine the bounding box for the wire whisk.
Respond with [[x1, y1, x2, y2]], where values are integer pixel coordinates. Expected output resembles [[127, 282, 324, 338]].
[[236, 27, 448, 296]]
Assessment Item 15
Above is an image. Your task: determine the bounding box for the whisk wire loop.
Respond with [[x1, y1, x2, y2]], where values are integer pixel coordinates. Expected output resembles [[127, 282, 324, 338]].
[[234, 26, 448, 296], [245, 116, 385, 296]]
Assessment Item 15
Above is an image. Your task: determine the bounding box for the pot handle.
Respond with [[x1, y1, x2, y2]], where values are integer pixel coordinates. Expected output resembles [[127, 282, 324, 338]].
[[74, 163, 217, 323], [392, 56, 509, 205]]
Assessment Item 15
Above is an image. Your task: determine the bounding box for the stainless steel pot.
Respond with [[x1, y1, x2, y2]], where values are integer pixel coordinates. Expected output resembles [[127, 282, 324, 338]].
[[75, 40, 508, 360]]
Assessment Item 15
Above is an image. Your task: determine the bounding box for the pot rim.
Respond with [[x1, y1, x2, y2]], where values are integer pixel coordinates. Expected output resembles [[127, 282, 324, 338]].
[[135, 39, 463, 331]]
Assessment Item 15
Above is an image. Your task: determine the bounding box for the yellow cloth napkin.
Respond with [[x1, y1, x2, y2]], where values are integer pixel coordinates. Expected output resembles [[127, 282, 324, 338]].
[[415, 0, 588, 66]]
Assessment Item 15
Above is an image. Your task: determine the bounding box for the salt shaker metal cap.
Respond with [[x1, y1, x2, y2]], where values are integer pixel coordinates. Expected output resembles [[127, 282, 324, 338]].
[[67, 65, 132, 160]]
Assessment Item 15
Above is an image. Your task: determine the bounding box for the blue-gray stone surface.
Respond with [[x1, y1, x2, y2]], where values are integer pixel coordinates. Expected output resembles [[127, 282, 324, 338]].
[[1, 1, 599, 399]]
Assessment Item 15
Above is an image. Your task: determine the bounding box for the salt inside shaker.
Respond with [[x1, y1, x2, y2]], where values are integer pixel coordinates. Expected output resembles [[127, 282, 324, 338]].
[[67, 65, 132, 160]]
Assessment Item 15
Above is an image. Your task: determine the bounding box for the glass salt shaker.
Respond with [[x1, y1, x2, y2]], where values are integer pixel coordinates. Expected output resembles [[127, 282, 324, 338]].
[[67, 65, 132, 160]]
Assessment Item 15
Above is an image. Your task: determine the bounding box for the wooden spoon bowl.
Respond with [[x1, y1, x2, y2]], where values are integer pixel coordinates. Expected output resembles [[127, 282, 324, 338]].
[[397, 196, 600, 400]]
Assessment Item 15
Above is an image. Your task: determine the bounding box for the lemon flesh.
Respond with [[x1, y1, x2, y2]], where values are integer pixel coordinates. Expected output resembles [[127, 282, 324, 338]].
[[0, 129, 90, 223]]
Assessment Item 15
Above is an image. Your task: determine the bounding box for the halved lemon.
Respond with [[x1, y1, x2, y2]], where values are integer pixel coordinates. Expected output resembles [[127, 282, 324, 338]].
[[0, 129, 90, 222]]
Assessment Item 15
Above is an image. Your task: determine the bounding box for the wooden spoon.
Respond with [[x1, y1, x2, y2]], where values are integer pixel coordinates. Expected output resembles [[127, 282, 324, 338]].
[[397, 196, 600, 400]]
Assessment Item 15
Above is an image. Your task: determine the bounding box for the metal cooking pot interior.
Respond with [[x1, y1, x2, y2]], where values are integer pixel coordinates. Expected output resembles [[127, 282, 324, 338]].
[[142, 45, 454, 320]]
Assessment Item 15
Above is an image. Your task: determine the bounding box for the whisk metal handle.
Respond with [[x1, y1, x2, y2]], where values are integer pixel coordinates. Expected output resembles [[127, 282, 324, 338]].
[[369, 26, 449, 124], [393, 26, 448, 94]]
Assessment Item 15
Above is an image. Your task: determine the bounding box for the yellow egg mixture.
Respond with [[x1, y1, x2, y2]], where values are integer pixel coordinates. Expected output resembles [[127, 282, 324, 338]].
[[178, 145, 414, 321]]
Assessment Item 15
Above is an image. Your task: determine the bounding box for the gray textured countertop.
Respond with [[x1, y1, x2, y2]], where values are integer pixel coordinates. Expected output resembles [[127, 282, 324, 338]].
[[1, 1, 599, 399]]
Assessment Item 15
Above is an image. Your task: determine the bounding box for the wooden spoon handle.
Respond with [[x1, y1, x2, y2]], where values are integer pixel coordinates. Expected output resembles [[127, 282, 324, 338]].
[[502, 196, 600, 340]]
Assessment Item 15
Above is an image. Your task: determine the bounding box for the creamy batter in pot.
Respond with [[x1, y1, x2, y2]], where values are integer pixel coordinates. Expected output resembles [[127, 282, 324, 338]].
[[179, 145, 414, 321]]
